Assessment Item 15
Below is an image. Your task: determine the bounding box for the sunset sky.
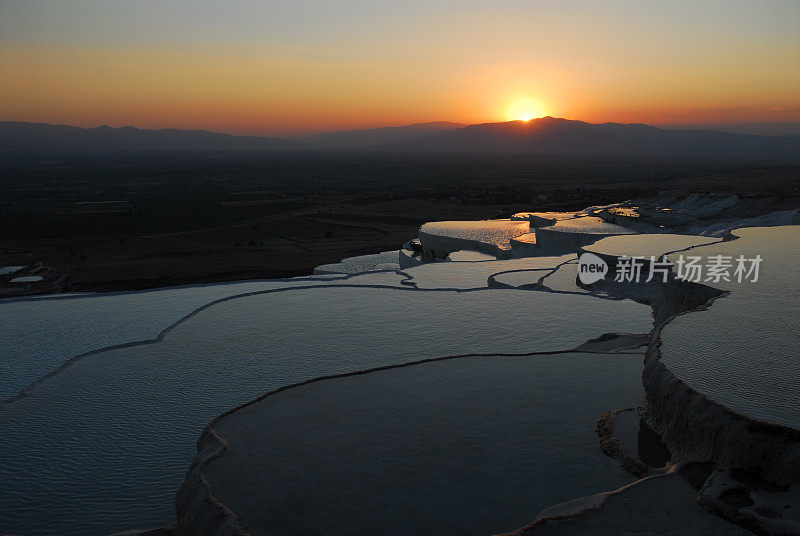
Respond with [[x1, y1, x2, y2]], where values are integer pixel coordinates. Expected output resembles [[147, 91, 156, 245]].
[[1, 0, 799, 136]]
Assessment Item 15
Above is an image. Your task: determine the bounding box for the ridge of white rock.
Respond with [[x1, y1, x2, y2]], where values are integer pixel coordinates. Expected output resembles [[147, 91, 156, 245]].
[[582, 233, 722, 262], [510, 212, 580, 226], [502, 469, 751, 535], [689, 208, 799, 237], [534, 217, 638, 254], [510, 233, 538, 245], [699, 467, 800, 535], [489, 269, 546, 289], [508, 232, 539, 256], [398, 248, 424, 269], [313, 250, 401, 274], [403, 255, 573, 289], [644, 226, 800, 485], [418, 219, 531, 259], [446, 250, 497, 261], [594, 192, 800, 237], [537, 262, 587, 294], [578, 234, 723, 278], [417, 216, 638, 260], [0, 265, 26, 275], [572, 226, 800, 486]]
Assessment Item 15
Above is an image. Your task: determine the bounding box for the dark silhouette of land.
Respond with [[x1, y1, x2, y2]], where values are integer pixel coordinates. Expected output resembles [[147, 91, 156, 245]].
[[2, 117, 798, 158], [1, 118, 798, 294], [300, 121, 465, 148], [385, 117, 800, 159], [0, 122, 300, 154]]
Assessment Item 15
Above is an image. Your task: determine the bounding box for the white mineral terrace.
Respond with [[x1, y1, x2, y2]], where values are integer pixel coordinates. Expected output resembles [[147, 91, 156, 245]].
[[659, 226, 800, 429], [419, 215, 640, 259], [9, 276, 44, 283], [0, 198, 797, 536], [510, 232, 537, 245], [583, 234, 721, 260], [446, 250, 497, 261], [511, 211, 581, 221], [510, 211, 581, 226], [313, 250, 401, 274], [418, 219, 531, 257], [540, 216, 638, 235]]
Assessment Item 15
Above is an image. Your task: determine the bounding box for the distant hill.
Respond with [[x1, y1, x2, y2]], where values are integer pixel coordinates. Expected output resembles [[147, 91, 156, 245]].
[[0, 122, 300, 154], [381, 117, 800, 159], [301, 121, 465, 149], [2, 118, 797, 160]]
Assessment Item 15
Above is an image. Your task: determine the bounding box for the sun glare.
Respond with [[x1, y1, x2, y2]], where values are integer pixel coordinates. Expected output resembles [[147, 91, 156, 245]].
[[506, 98, 546, 122]]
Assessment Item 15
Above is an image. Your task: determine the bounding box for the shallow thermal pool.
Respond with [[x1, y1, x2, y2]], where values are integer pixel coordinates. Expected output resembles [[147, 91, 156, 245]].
[[0, 276, 344, 400], [205, 352, 645, 536], [541, 216, 636, 235], [0, 283, 650, 535], [659, 226, 800, 429]]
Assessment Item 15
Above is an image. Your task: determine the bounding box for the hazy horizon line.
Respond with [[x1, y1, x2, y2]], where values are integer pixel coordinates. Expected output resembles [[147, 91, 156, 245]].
[[4, 117, 800, 139]]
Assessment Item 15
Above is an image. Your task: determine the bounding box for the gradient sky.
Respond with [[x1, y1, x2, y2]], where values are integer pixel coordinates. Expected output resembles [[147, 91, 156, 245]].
[[1, 0, 799, 136]]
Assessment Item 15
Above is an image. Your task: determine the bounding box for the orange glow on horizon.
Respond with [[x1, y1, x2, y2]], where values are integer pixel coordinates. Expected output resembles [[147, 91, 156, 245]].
[[0, 35, 798, 137], [505, 98, 547, 122]]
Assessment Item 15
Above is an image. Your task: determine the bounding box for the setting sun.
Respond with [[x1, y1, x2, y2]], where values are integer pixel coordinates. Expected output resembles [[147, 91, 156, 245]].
[[506, 98, 547, 122]]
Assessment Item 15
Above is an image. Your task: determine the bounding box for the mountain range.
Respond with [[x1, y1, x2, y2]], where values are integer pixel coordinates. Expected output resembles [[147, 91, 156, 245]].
[[1, 118, 798, 159], [300, 121, 464, 148], [0, 122, 300, 154]]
